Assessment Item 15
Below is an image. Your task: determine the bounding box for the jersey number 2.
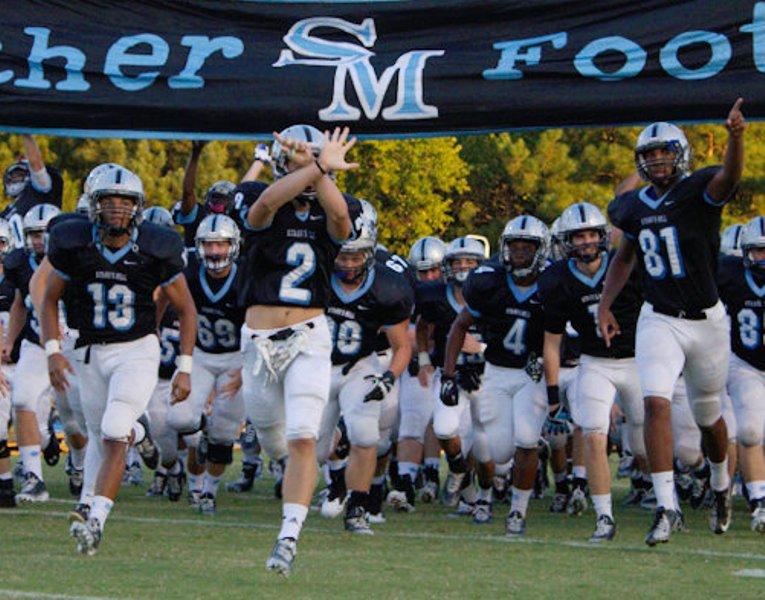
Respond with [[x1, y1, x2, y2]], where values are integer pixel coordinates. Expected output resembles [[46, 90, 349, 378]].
[[279, 242, 316, 305]]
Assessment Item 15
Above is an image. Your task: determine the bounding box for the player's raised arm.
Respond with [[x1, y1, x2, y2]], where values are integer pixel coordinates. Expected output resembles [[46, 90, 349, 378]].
[[21, 135, 51, 194], [706, 98, 746, 203], [314, 127, 358, 242], [180, 141, 206, 215]]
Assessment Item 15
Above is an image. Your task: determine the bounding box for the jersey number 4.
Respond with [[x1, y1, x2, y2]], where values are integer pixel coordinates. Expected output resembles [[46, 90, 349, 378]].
[[503, 318, 527, 355], [87, 282, 135, 331], [638, 227, 685, 279], [279, 242, 316, 305]]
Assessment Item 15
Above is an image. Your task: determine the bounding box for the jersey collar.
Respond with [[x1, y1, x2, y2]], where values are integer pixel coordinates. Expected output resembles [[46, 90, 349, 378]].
[[506, 273, 538, 304], [331, 266, 376, 304], [445, 282, 463, 314], [27, 251, 39, 271], [567, 252, 609, 288], [200, 262, 237, 304], [637, 176, 687, 210], [92, 224, 138, 265], [745, 268, 765, 298]]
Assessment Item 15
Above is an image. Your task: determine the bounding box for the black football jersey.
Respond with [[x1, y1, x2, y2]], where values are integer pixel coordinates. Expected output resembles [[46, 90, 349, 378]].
[[608, 166, 726, 315], [373, 247, 415, 351], [237, 182, 362, 309], [47, 219, 184, 347], [718, 256, 765, 371], [3, 248, 42, 345], [1, 166, 63, 247], [158, 306, 181, 380], [462, 261, 544, 369], [539, 252, 642, 359], [416, 281, 484, 368], [185, 253, 245, 354], [172, 200, 246, 250], [0, 270, 21, 363], [561, 326, 581, 368], [327, 265, 413, 366]]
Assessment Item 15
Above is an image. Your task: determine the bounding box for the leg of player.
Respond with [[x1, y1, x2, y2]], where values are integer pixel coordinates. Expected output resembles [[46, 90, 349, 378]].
[[13, 408, 48, 502], [421, 424, 441, 503], [568, 427, 588, 516], [0, 383, 15, 508], [227, 419, 263, 493]]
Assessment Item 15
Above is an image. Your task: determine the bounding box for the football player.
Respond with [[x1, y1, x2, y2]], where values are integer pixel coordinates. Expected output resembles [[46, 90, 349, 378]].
[[316, 211, 413, 534], [389, 236, 446, 512], [600, 99, 746, 545], [539, 202, 646, 542], [41, 166, 197, 555], [720, 223, 744, 258], [167, 214, 245, 515], [238, 125, 359, 576], [1, 135, 63, 248], [418, 236, 494, 522], [718, 215, 765, 532], [0, 219, 16, 507], [443, 216, 548, 537], [5, 203, 61, 502]]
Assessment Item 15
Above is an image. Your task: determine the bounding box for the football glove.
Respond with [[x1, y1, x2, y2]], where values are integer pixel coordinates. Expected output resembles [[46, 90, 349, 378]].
[[440, 373, 459, 407], [524, 352, 543, 383], [456, 365, 482, 392], [254, 142, 271, 164], [407, 356, 420, 377], [545, 404, 571, 436], [363, 371, 396, 403]]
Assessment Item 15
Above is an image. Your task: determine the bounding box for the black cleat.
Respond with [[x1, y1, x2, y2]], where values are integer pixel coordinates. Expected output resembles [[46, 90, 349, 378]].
[[590, 514, 616, 542], [710, 489, 731, 534], [645, 507, 675, 546], [135, 415, 159, 470], [166, 463, 186, 502], [43, 432, 61, 467]]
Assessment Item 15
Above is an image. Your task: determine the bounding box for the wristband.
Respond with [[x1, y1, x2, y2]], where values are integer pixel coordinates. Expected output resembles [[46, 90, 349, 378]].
[[314, 159, 327, 176], [478, 342, 487, 354], [417, 351, 432, 367], [176, 354, 193, 374], [546, 385, 560, 406], [44, 339, 62, 357]]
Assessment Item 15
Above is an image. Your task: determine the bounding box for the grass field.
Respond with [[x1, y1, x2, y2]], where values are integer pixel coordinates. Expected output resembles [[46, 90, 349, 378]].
[[1, 454, 764, 600]]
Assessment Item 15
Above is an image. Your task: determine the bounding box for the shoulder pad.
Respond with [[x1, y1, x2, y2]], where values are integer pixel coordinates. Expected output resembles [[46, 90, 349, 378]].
[[48, 218, 92, 249], [137, 222, 184, 259], [415, 280, 446, 304], [3, 247, 27, 271], [47, 212, 88, 232]]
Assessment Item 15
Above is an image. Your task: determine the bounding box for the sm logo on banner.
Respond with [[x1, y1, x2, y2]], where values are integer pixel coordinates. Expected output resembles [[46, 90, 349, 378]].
[[274, 17, 444, 121]]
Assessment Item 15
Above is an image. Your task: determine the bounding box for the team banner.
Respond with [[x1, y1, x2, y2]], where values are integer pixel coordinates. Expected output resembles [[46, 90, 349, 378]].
[[0, 1, 761, 139]]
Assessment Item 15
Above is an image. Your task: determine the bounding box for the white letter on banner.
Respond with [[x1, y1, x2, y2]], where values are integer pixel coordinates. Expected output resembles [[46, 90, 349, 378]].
[[660, 31, 731, 80], [483, 33, 567, 80], [574, 36, 646, 81], [741, 2, 765, 72], [168, 36, 244, 89], [105, 34, 169, 91], [15, 27, 89, 91]]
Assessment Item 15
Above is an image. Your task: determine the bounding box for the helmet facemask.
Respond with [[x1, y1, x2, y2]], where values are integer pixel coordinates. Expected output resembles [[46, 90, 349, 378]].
[[197, 238, 237, 272], [4, 163, 29, 198], [744, 243, 765, 273], [24, 227, 47, 258], [334, 248, 373, 285], [444, 254, 480, 285], [92, 194, 142, 237], [501, 236, 544, 278], [564, 227, 608, 264], [635, 141, 685, 188]]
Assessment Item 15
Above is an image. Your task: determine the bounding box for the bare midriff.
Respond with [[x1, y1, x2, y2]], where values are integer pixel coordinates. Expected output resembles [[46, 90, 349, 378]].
[[245, 305, 324, 329]]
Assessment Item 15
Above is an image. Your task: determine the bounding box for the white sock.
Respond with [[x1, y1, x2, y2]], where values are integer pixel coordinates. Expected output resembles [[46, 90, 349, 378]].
[[19, 445, 43, 480], [327, 458, 346, 471], [90, 495, 114, 528], [157, 465, 168, 475], [510, 487, 532, 517], [69, 445, 85, 470], [572, 465, 587, 480], [478, 486, 493, 502], [746, 480, 765, 501], [592, 493, 613, 519], [80, 439, 102, 505], [709, 458, 730, 492], [278, 503, 308, 541], [126, 446, 140, 465], [424, 457, 440, 471], [0, 472, 11, 481], [322, 463, 331, 485], [651, 471, 677, 510], [188, 473, 202, 493], [399, 461, 419, 480], [202, 472, 221, 497]]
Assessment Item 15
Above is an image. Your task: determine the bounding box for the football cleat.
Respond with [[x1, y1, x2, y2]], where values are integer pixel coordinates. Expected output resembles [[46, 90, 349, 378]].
[[419, 480, 438, 504], [146, 471, 167, 497], [492, 474, 508, 504], [68, 503, 91, 524], [442, 472, 466, 507], [70, 517, 102, 556], [386, 489, 414, 513], [125, 461, 143, 486], [617, 453, 634, 479], [166, 463, 186, 502], [645, 507, 676, 547], [225, 462, 259, 493], [453, 496, 475, 516], [590, 514, 616, 543], [505, 510, 526, 538], [473, 500, 492, 524], [43, 431, 61, 467], [549, 492, 568, 514], [710, 489, 731, 534], [750, 499, 765, 533], [367, 511, 386, 524], [675, 471, 694, 502], [16, 473, 49, 503], [266, 537, 297, 577], [640, 488, 657, 511], [0, 479, 16, 508], [344, 505, 374, 535], [198, 492, 216, 516], [320, 490, 346, 519], [188, 489, 202, 508], [690, 465, 710, 509], [567, 487, 588, 516], [68, 468, 84, 497]]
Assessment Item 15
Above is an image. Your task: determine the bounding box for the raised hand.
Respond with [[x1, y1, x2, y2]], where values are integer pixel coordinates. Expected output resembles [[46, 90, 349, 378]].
[[272, 131, 314, 168], [725, 97, 745, 137], [318, 127, 360, 172]]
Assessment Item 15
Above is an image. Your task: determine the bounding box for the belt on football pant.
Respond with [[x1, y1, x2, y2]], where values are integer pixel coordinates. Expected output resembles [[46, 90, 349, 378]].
[[651, 305, 707, 320], [250, 321, 315, 342]]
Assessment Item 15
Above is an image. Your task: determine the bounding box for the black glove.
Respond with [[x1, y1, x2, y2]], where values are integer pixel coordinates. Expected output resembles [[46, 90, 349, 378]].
[[546, 385, 560, 406], [524, 351, 543, 383], [456, 365, 482, 392], [440, 373, 459, 406], [407, 356, 420, 377], [363, 370, 396, 402]]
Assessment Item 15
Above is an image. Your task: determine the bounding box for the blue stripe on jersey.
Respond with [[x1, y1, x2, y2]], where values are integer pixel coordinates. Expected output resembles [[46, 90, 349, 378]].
[[200, 262, 238, 304], [745, 269, 765, 298], [27, 252, 39, 271], [91, 224, 138, 264], [506, 274, 537, 303], [330, 266, 377, 303], [445, 282, 462, 314], [174, 203, 199, 225], [567, 252, 609, 288], [702, 189, 727, 207]]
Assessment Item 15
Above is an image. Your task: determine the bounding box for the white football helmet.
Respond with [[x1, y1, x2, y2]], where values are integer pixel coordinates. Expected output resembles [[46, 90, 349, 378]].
[[499, 215, 549, 278], [558, 202, 609, 263], [83, 162, 122, 196], [4, 160, 29, 198], [23, 203, 60, 254], [0, 218, 13, 258], [720, 223, 744, 258], [408, 236, 447, 273], [89, 166, 145, 235], [634, 122, 691, 185], [76, 193, 90, 214], [143, 206, 174, 229], [195, 214, 241, 272], [443, 236, 485, 284], [271, 124, 326, 179], [549, 217, 565, 261], [741, 216, 765, 270], [336, 211, 377, 284]]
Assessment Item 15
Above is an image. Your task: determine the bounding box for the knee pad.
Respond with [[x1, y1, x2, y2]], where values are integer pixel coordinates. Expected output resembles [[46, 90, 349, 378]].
[[691, 395, 722, 429], [347, 416, 379, 449], [675, 444, 703, 469], [207, 442, 233, 465], [737, 424, 763, 447], [0, 439, 9, 459], [376, 436, 392, 458], [470, 430, 492, 464], [168, 406, 205, 435], [101, 402, 137, 442], [256, 423, 288, 462]]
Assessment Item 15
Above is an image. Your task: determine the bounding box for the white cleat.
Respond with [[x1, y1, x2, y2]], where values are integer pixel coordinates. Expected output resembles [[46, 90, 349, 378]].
[[266, 538, 297, 577], [70, 518, 102, 556], [320, 494, 346, 519]]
